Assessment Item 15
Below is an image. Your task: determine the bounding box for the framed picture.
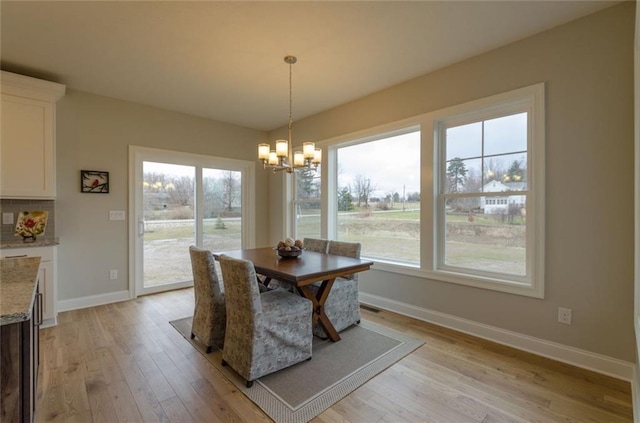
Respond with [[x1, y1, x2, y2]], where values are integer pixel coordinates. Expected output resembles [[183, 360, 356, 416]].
[[81, 170, 109, 193]]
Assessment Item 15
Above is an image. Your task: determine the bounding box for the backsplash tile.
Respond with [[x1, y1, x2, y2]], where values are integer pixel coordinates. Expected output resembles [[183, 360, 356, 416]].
[[0, 199, 56, 242]]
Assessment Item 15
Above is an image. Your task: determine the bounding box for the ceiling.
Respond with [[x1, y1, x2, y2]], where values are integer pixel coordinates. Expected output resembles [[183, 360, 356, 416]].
[[0, 1, 619, 132]]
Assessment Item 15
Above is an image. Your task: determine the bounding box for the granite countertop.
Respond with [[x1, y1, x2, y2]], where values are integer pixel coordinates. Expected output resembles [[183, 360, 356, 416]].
[[1, 237, 59, 249], [0, 257, 41, 325]]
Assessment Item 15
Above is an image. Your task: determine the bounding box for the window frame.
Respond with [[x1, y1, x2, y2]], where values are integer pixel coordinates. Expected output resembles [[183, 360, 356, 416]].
[[304, 83, 545, 298], [430, 83, 545, 297]]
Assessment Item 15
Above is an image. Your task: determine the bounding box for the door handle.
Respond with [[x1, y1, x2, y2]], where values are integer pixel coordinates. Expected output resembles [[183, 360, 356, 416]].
[[138, 218, 145, 237], [36, 292, 43, 326]]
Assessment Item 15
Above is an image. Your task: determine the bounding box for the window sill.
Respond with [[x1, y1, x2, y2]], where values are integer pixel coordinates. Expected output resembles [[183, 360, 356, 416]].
[[366, 259, 544, 299]]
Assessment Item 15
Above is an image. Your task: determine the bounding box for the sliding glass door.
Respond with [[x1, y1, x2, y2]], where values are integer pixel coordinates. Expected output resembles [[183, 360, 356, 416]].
[[130, 146, 255, 296]]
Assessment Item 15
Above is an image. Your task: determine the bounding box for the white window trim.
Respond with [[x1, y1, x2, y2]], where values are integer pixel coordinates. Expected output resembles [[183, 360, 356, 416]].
[[309, 83, 545, 298]]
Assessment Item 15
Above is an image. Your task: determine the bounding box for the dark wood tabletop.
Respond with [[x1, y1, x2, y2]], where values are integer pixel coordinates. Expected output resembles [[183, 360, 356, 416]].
[[212, 247, 373, 287]]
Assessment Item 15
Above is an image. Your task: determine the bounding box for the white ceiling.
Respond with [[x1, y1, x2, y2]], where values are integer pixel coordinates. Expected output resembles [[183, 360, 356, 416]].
[[0, 1, 619, 131]]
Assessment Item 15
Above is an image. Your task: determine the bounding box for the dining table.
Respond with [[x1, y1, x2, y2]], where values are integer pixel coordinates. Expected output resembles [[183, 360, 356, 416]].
[[212, 247, 374, 342]]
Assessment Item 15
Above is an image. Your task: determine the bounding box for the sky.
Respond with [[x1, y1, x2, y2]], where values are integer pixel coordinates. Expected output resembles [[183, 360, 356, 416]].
[[337, 131, 421, 198], [143, 111, 526, 199]]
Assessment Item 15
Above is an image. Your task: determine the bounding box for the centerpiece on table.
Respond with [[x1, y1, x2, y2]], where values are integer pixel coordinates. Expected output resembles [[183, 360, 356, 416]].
[[276, 237, 304, 258]]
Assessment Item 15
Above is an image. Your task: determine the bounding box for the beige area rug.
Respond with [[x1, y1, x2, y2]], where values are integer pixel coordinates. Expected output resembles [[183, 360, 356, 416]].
[[170, 316, 424, 423]]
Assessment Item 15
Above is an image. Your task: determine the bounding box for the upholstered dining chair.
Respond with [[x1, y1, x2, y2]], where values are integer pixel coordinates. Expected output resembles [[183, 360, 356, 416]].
[[302, 237, 329, 254], [189, 245, 226, 353], [309, 240, 362, 338], [218, 254, 313, 388]]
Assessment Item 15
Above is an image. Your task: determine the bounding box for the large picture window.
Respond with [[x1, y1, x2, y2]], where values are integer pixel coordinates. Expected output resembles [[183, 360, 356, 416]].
[[332, 129, 420, 265], [311, 83, 544, 297]]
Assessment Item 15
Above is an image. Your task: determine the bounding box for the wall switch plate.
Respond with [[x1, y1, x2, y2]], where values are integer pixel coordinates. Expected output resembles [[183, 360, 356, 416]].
[[2, 212, 14, 225], [558, 307, 572, 325], [110, 269, 118, 280], [109, 210, 126, 220]]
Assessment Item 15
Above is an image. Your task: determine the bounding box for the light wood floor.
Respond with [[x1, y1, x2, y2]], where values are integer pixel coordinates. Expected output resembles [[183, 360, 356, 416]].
[[35, 288, 632, 423]]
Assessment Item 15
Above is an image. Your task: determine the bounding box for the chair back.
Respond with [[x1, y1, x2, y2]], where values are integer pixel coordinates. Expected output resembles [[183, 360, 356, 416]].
[[327, 240, 361, 280], [218, 255, 262, 326], [189, 246, 224, 302], [303, 237, 329, 254]]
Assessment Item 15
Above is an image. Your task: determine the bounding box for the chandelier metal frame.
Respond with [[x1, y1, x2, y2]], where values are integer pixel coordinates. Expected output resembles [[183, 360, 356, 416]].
[[258, 56, 321, 173]]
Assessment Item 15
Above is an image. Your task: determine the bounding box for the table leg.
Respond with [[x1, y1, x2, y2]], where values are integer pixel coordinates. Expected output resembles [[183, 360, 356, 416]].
[[297, 278, 340, 342]]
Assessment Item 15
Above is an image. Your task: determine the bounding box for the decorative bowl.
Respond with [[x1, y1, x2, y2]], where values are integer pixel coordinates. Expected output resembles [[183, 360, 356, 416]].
[[277, 248, 303, 258]]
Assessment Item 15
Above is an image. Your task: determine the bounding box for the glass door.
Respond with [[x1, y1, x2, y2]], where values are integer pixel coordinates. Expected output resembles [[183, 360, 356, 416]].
[[202, 168, 243, 252], [130, 146, 255, 297], [141, 161, 195, 294]]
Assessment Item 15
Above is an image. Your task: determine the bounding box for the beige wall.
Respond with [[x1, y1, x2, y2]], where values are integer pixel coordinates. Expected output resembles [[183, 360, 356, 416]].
[[55, 90, 269, 300], [270, 2, 635, 361]]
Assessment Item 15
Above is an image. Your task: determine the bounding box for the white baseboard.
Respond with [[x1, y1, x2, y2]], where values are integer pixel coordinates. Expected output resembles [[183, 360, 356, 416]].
[[58, 290, 132, 312], [360, 292, 635, 382]]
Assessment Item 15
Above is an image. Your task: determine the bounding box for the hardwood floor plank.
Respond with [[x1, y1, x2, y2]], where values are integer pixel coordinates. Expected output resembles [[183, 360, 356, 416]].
[[108, 379, 145, 422], [143, 370, 177, 404], [159, 396, 195, 423], [62, 409, 92, 423], [191, 377, 246, 422], [160, 366, 225, 423], [112, 351, 170, 423], [34, 289, 632, 423], [83, 358, 120, 423]]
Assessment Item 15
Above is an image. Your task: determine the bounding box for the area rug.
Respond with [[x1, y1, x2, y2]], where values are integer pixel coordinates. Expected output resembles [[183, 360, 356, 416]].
[[170, 316, 424, 423]]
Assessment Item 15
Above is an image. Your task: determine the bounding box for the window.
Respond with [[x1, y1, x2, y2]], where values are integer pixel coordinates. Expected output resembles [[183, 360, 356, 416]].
[[311, 83, 543, 297], [294, 165, 322, 239], [331, 129, 421, 265], [433, 83, 545, 297]]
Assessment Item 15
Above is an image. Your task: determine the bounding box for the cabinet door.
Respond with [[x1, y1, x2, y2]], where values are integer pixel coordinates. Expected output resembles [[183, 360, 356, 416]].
[[0, 94, 55, 199]]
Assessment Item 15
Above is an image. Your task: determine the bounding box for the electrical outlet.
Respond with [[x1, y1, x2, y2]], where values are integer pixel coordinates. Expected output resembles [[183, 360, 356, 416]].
[[2, 212, 14, 225], [558, 307, 572, 325], [110, 269, 118, 280]]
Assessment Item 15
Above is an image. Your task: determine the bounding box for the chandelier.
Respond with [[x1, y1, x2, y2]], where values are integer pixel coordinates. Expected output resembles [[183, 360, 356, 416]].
[[258, 56, 321, 173]]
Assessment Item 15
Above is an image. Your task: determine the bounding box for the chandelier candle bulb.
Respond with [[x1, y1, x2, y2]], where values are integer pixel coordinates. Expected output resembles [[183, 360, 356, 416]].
[[313, 148, 322, 164], [258, 144, 270, 160], [276, 139, 288, 157], [268, 151, 278, 165], [303, 142, 315, 159], [294, 151, 304, 167]]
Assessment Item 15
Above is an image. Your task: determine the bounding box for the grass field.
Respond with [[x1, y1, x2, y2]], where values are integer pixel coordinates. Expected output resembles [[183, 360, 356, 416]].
[[143, 207, 526, 286]]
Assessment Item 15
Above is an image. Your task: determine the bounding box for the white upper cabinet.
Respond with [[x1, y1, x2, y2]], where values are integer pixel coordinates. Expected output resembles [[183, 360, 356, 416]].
[[1, 71, 66, 199]]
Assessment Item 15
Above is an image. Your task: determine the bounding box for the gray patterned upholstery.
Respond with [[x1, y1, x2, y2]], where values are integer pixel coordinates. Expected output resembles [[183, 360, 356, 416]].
[[303, 237, 329, 253], [218, 254, 313, 387], [189, 246, 226, 353], [309, 240, 362, 338]]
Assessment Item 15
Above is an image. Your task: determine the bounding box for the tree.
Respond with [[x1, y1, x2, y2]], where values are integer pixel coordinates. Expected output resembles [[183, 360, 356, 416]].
[[203, 175, 225, 218], [167, 176, 194, 207], [407, 192, 420, 202], [484, 158, 506, 183], [337, 186, 354, 211], [447, 157, 468, 193], [222, 171, 239, 211], [505, 160, 525, 182], [296, 168, 319, 202], [353, 175, 375, 208]]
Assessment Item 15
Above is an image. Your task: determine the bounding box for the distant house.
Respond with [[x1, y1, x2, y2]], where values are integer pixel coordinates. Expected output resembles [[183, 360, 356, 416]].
[[481, 180, 527, 214]]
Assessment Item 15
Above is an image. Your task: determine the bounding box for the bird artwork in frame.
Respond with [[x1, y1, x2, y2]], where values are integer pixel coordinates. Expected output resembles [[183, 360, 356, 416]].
[[81, 170, 109, 193]]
